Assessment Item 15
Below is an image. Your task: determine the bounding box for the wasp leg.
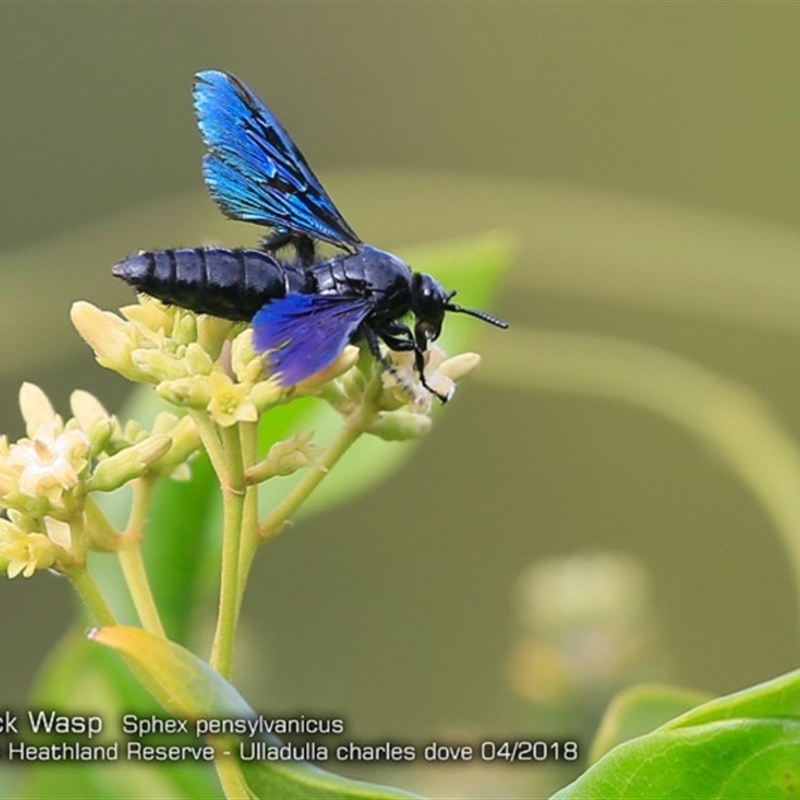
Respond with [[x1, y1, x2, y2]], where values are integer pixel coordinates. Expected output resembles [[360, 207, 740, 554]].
[[378, 324, 448, 404], [361, 326, 416, 400]]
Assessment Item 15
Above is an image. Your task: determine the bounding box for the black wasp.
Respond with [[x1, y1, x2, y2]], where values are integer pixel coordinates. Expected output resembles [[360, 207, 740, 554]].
[[113, 71, 508, 399]]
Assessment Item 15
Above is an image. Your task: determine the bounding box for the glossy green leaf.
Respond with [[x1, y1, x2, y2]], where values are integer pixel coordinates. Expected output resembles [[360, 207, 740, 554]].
[[589, 683, 711, 762], [662, 667, 800, 729], [553, 669, 800, 799]]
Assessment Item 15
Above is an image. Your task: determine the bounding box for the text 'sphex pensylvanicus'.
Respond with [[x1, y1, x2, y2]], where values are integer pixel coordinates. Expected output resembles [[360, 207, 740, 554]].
[[113, 70, 508, 399]]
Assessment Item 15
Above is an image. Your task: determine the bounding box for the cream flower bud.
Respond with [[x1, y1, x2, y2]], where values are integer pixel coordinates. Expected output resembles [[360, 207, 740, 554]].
[[155, 377, 211, 409], [19, 383, 57, 436], [0, 487, 49, 519], [231, 329, 264, 384], [368, 411, 433, 441], [70, 390, 114, 456], [438, 352, 481, 383], [150, 411, 181, 435], [153, 415, 201, 472], [294, 346, 361, 395], [87, 434, 172, 492], [120, 296, 175, 332], [197, 315, 239, 360], [131, 349, 188, 383], [122, 419, 146, 444], [44, 516, 73, 551], [172, 310, 198, 346], [70, 390, 109, 430], [184, 342, 214, 376], [71, 301, 144, 381], [248, 431, 325, 483], [250, 379, 283, 412]]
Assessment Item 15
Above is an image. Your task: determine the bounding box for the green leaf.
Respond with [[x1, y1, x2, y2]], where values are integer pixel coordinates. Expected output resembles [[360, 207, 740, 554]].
[[91, 626, 420, 799], [589, 683, 711, 762], [553, 669, 800, 799], [662, 667, 800, 730], [21, 628, 219, 800]]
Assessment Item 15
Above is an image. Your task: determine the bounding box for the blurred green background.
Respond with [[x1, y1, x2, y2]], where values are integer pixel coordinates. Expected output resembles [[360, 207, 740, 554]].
[[3, 2, 800, 797]]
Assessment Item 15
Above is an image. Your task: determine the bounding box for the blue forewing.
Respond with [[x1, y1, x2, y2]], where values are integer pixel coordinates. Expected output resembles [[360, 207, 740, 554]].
[[193, 70, 361, 251], [252, 293, 372, 386]]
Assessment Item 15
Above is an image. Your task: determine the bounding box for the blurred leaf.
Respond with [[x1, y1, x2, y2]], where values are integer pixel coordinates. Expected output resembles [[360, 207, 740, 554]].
[[553, 669, 800, 799], [239, 762, 421, 800], [92, 626, 420, 799], [21, 628, 218, 800], [89, 625, 249, 718]]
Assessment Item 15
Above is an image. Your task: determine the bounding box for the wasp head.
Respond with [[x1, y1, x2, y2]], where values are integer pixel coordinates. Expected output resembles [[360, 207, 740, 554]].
[[411, 273, 451, 345], [411, 272, 508, 350]]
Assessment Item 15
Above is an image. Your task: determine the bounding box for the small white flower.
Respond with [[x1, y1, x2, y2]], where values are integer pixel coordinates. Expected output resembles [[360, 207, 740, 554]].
[[5, 420, 89, 503]]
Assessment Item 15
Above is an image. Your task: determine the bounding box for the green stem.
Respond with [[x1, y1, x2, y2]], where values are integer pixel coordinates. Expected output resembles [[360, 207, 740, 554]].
[[234, 421, 260, 622], [480, 328, 800, 628], [213, 746, 250, 800], [209, 424, 246, 678], [82, 495, 120, 552], [191, 409, 228, 481], [117, 478, 166, 638], [66, 565, 118, 626], [256, 392, 375, 544]]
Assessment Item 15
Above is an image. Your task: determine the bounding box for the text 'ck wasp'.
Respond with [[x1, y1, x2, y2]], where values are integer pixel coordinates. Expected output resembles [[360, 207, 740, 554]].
[[113, 70, 508, 400]]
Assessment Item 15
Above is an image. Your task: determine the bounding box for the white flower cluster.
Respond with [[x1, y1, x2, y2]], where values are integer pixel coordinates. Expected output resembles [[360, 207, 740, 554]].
[[0, 383, 197, 578]]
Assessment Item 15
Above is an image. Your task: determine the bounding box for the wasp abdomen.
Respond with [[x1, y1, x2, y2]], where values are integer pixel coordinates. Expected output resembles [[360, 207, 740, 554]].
[[112, 247, 307, 321]]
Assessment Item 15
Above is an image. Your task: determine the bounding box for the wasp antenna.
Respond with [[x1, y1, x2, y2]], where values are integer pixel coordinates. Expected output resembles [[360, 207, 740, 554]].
[[446, 303, 509, 329]]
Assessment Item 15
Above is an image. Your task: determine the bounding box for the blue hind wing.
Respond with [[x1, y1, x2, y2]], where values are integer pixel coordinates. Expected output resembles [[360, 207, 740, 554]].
[[194, 70, 361, 250], [253, 293, 371, 386]]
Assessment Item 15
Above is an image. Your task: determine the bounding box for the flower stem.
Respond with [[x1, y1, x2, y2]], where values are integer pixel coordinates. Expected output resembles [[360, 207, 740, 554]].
[[234, 422, 260, 621], [213, 746, 250, 800], [209, 424, 246, 678], [256, 385, 378, 544], [83, 496, 121, 552], [191, 409, 227, 482], [117, 478, 166, 638], [66, 565, 118, 626]]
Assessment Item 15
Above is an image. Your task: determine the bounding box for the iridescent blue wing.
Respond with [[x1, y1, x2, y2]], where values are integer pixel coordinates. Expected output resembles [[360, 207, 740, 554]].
[[253, 293, 371, 385], [193, 70, 361, 251]]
